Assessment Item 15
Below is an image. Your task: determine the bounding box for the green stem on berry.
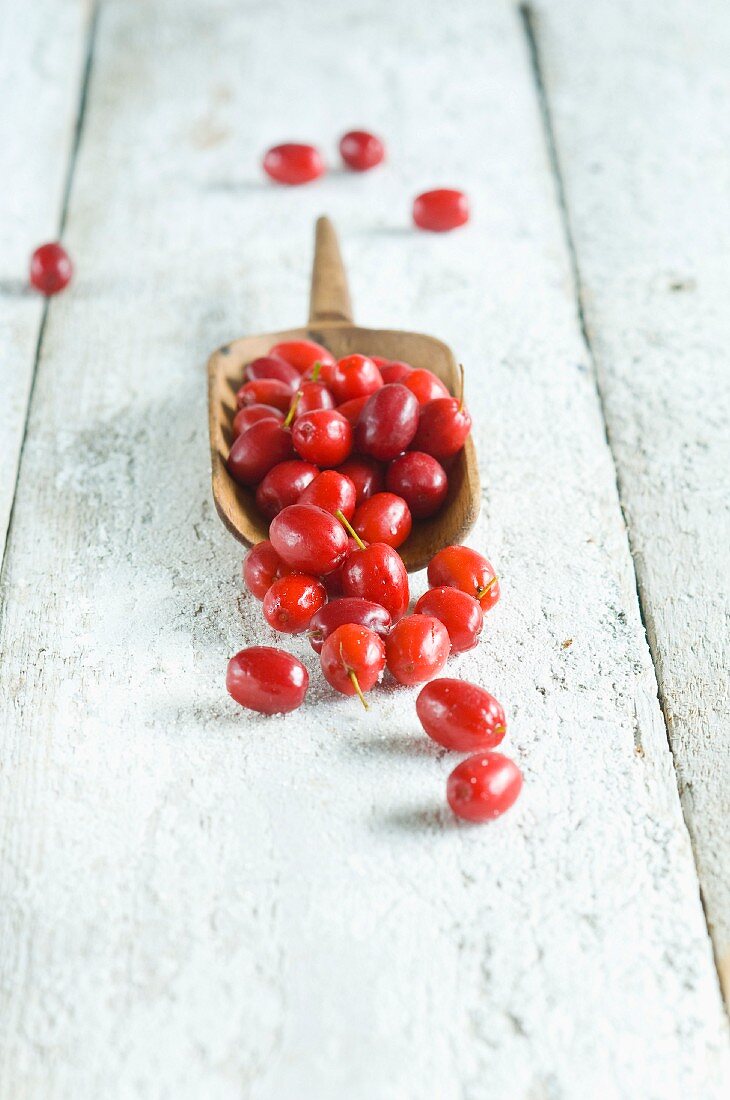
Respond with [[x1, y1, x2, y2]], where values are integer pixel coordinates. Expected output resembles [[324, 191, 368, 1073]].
[[349, 670, 369, 710], [476, 575, 498, 600], [493, 724, 506, 738], [283, 389, 302, 428], [335, 509, 367, 550], [310, 360, 323, 383]]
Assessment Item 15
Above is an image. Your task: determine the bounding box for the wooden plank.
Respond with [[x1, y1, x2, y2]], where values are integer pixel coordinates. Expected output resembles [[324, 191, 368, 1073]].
[[531, 0, 730, 1001], [0, 0, 93, 560], [0, 0, 727, 1096]]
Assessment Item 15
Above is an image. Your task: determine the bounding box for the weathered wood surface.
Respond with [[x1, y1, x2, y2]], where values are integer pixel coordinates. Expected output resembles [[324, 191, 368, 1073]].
[[533, 0, 730, 1001], [0, 0, 92, 559], [0, 1, 728, 1097]]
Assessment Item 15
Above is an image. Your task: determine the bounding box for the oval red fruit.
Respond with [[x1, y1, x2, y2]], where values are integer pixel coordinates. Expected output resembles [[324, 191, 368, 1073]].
[[263, 143, 324, 185], [446, 753, 522, 822], [226, 646, 309, 714], [413, 189, 469, 232], [416, 678, 505, 751]]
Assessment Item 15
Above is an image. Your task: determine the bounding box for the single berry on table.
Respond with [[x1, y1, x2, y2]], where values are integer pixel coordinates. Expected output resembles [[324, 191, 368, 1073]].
[[263, 573, 327, 634], [339, 130, 385, 171], [385, 451, 448, 519], [352, 492, 412, 549], [416, 678, 506, 751], [385, 614, 450, 685], [308, 597, 391, 654], [413, 189, 470, 232], [427, 545, 500, 612], [255, 460, 318, 520], [263, 143, 325, 185], [226, 646, 309, 714], [414, 587, 483, 652], [446, 753, 522, 822], [270, 503, 348, 575], [29, 242, 73, 296], [320, 624, 386, 708]]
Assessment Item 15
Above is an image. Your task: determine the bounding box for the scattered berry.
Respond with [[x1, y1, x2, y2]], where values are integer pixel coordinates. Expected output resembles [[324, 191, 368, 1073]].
[[414, 587, 483, 652], [446, 753, 522, 822], [263, 143, 325, 185], [29, 242, 72, 296], [226, 646, 309, 714], [413, 189, 469, 232], [339, 130, 385, 171], [416, 679, 506, 751], [385, 614, 450, 685]]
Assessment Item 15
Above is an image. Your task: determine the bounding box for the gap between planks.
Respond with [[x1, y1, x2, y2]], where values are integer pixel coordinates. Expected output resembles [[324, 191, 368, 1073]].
[[519, 1, 727, 1006]]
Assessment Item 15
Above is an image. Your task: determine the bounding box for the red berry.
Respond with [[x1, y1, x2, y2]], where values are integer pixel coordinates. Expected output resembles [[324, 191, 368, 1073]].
[[29, 242, 72, 295], [404, 368, 450, 406], [414, 587, 483, 653], [446, 753, 522, 822], [330, 354, 383, 403], [308, 597, 391, 654], [255, 460, 318, 520], [292, 409, 352, 467], [355, 383, 419, 461], [270, 504, 348, 575], [232, 403, 283, 438], [237, 378, 293, 413], [339, 130, 385, 171], [427, 546, 500, 612], [379, 360, 413, 385], [335, 457, 385, 505], [320, 624, 386, 706], [341, 542, 410, 622], [413, 189, 469, 232], [243, 540, 291, 599], [268, 340, 335, 373], [226, 646, 309, 714], [416, 679, 506, 752], [352, 492, 412, 549], [299, 470, 357, 519], [294, 381, 335, 417], [385, 615, 450, 685], [336, 395, 369, 426], [385, 451, 448, 519], [323, 537, 359, 597], [412, 397, 472, 459], [263, 143, 324, 185], [245, 356, 302, 388], [227, 419, 294, 485], [263, 573, 326, 634]]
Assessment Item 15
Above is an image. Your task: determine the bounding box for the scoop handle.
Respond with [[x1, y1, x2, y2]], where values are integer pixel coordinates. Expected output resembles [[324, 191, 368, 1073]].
[[309, 216, 353, 324]]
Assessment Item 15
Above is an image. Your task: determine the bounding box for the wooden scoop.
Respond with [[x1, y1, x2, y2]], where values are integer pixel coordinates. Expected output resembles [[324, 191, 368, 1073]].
[[207, 217, 480, 572]]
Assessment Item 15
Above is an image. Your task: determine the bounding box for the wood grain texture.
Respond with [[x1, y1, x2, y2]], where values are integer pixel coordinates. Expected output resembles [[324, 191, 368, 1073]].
[[0, 0, 92, 560], [0, 1, 728, 1097], [533, 0, 730, 1002]]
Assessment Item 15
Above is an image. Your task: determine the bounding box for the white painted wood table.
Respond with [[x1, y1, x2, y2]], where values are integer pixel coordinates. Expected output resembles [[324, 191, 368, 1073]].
[[1, 1, 728, 1097]]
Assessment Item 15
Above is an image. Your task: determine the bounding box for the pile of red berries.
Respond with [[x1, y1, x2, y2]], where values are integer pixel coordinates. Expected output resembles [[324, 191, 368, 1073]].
[[226, 339, 522, 822]]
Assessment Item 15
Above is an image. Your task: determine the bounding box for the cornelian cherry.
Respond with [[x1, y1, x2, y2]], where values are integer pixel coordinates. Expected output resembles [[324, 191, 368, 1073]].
[[243, 540, 292, 599], [323, 536, 359, 597], [263, 143, 324, 185], [299, 470, 357, 519], [263, 573, 326, 634], [226, 646, 308, 714], [404, 368, 450, 405], [237, 378, 293, 413], [339, 130, 385, 171], [416, 679, 506, 751], [232, 403, 283, 438], [308, 597, 391, 654], [245, 356, 301, 388], [385, 451, 448, 518], [446, 753, 522, 822], [335, 457, 385, 504], [292, 409, 352, 467], [379, 360, 413, 385], [385, 615, 450, 685], [320, 624, 386, 707], [330, 354, 383, 403], [355, 383, 419, 461], [352, 492, 412, 549], [268, 340, 334, 373], [227, 418, 294, 485], [413, 189, 470, 232], [340, 537, 409, 622], [414, 587, 483, 652], [413, 395, 471, 458], [427, 545, 500, 612], [255, 460, 318, 519], [294, 381, 335, 417], [270, 504, 348, 574], [336, 396, 369, 426], [30, 242, 73, 295]]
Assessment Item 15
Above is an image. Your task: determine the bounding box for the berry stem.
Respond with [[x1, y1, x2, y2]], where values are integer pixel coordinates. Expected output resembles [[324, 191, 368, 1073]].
[[349, 670, 369, 710], [310, 360, 323, 383], [283, 389, 302, 428], [457, 363, 465, 412], [335, 509, 367, 550], [476, 575, 498, 600]]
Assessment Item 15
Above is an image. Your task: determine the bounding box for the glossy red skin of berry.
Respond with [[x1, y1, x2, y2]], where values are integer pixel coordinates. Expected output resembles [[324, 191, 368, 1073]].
[[30, 242, 73, 295], [299, 470, 357, 519], [414, 588, 483, 653], [404, 369, 450, 406], [269, 339, 335, 373], [335, 457, 385, 505], [342, 543, 410, 622], [385, 451, 448, 519], [330, 354, 383, 404], [227, 419, 294, 485], [336, 395, 369, 426], [446, 752, 522, 822], [427, 545, 500, 612], [263, 573, 326, 634], [232, 403, 283, 438], [352, 492, 412, 549], [413, 189, 470, 232], [255, 460, 318, 520], [227, 647, 308, 714], [270, 504, 348, 575], [263, 143, 324, 185], [292, 409, 352, 467], [379, 360, 413, 385], [355, 383, 419, 462], [243, 540, 292, 599], [295, 381, 335, 418], [308, 597, 391, 654], [412, 397, 472, 459], [385, 615, 450, 685], [416, 679, 505, 751], [320, 624, 386, 697], [323, 537, 359, 597], [245, 356, 301, 388], [339, 130, 385, 171], [236, 378, 293, 413]]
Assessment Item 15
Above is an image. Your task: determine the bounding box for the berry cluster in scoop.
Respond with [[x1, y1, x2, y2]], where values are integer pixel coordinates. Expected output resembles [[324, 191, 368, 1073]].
[[225, 339, 522, 823]]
